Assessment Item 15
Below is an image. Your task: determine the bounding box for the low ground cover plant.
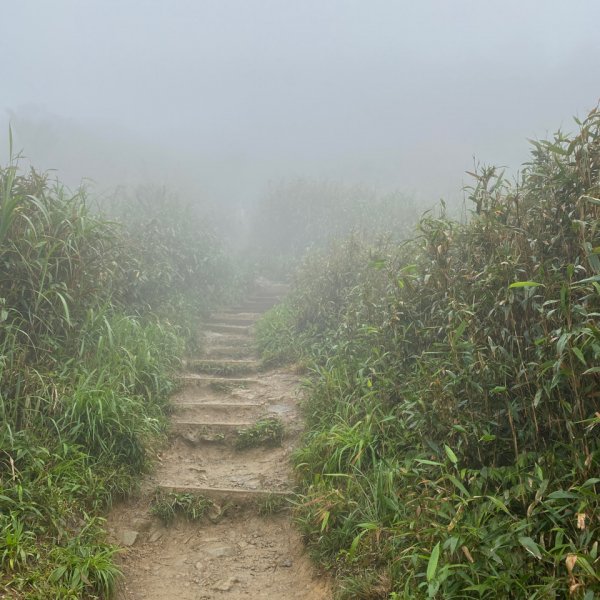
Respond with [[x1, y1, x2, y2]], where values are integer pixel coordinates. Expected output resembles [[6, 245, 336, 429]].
[[258, 107, 600, 598], [151, 491, 213, 525], [235, 416, 285, 450]]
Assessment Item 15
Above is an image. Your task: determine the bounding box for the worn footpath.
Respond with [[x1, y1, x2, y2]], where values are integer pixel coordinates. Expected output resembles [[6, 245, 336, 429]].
[[108, 283, 330, 600]]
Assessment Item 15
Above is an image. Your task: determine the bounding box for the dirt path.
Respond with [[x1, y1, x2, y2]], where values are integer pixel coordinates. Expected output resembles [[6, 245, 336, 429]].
[[108, 283, 330, 600]]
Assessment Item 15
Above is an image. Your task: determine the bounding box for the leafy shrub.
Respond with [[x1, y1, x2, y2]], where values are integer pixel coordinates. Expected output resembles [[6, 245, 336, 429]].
[[0, 149, 245, 596], [247, 179, 418, 278], [261, 106, 600, 598]]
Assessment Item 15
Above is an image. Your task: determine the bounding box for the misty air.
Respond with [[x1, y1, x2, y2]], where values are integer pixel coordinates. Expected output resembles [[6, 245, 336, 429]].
[[1, 2, 599, 598]]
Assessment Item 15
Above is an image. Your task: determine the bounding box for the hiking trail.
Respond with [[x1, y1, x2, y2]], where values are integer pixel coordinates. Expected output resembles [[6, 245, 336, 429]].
[[108, 282, 330, 599]]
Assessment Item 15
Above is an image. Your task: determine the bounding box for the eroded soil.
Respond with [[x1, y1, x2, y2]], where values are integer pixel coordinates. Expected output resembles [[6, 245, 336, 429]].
[[108, 284, 330, 600]]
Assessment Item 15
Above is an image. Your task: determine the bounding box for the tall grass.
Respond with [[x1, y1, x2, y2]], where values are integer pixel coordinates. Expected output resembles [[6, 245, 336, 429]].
[[258, 106, 600, 598], [0, 157, 242, 597]]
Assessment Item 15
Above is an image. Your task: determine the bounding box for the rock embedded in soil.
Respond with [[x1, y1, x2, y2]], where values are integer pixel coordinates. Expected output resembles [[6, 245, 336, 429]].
[[212, 576, 240, 592], [119, 530, 139, 546], [204, 545, 236, 559]]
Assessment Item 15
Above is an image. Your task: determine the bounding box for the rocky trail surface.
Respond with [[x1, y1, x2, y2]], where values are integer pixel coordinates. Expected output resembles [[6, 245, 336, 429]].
[[109, 283, 330, 600]]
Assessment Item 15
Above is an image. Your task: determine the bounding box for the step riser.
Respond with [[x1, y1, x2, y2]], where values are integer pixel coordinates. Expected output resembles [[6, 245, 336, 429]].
[[185, 361, 259, 377], [204, 324, 252, 335], [172, 406, 263, 421], [210, 316, 258, 326], [232, 307, 274, 314], [203, 336, 254, 347], [202, 348, 256, 360], [171, 422, 251, 444], [179, 376, 260, 387], [172, 401, 263, 409], [158, 484, 292, 505]]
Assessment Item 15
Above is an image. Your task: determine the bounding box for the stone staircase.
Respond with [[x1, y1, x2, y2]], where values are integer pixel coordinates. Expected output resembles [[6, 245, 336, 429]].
[[154, 281, 292, 504], [111, 281, 331, 600]]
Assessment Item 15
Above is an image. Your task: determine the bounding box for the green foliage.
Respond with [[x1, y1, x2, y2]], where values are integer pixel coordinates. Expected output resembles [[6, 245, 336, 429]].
[[255, 303, 301, 367], [256, 493, 290, 516], [100, 183, 250, 338], [0, 157, 245, 596], [151, 491, 213, 525], [262, 106, 600, 597], [235, 417, 285, 450]]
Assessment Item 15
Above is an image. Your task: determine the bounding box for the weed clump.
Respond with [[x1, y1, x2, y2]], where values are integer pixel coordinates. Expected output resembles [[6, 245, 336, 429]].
[[151, 491, 213, 525], [256, 493, 290, 516], [236, 417, 284, 449]]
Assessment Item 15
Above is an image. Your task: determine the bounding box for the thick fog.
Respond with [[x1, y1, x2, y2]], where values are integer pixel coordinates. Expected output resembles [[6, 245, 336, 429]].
[[2, 0, 600, 206]]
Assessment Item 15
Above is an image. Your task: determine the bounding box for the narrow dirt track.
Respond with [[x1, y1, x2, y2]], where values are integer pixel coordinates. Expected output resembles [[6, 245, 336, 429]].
[[108, 283, 330, 600]]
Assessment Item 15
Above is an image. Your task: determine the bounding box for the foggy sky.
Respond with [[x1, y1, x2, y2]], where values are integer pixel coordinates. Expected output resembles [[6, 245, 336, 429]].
[[2, 0, 600, 205]]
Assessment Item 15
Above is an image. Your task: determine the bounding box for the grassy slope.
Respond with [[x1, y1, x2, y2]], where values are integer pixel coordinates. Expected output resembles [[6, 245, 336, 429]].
[[257, 108, 600, 598], [0, 162, 244, 598]]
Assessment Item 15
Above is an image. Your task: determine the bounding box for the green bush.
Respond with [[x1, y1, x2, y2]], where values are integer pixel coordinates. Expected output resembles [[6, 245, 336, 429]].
[[0, 151, 245, 596], [261, 107, 600, 598]]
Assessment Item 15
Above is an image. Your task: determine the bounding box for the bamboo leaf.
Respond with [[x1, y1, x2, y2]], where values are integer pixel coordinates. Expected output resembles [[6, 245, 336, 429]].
[[509, 281, 543, 289], [519, 536, 542, 559], [444, 445, 458, 465], [426, 542, 441, 582], [580, 194, 600, 206]]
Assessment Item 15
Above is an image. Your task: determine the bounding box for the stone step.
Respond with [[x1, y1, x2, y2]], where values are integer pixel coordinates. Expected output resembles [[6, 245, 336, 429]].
[[202, 346, 256, 360], [210, 314, 260, 326], [172, 401, 264, 409], [157, 484, 292, 503], [184, 359, 259, 376], [171, 420, 253, 444], [232, 303, 277, 312], [178, 375, 262, 392], [204, 323, 252, 335], [172, 420, 253, 429], [172, 404, 264, 424], [203, 333, 254, 347]]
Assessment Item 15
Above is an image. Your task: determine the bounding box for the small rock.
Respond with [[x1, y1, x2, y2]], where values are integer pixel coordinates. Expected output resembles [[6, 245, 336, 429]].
[[205, 545, 235, 558], [212, 577, 239, 592], [132, 517, 153, 532], [281, 559, 293, 568], [148, 530, 163, 543], [119, 530, 139, 547], [182, 432, 198, 445]]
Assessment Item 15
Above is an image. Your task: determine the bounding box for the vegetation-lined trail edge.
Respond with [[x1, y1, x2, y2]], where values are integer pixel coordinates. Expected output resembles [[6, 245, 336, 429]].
[[1, 104, 600, 600], [256, 107, 600, 598], [110, 282, 330, 599]]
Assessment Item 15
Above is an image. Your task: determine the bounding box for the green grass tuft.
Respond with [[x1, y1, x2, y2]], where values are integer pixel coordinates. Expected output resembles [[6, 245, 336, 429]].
[[236, 417, 285, 450], [151, 491, 213, 525]]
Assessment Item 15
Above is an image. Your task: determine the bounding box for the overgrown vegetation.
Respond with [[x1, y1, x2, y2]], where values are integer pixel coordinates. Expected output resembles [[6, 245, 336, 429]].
[[0, 145, 243, 597], [100, 183, 250, 344], [256, 493, 290, 516], [235, 416, 285, 450], [258, 107, 600, 598], [151, 491, 212, 525]]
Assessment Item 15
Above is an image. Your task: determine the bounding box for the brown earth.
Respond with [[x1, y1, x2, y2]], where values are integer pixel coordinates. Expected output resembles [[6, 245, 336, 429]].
[[107, 283, 330, 600]]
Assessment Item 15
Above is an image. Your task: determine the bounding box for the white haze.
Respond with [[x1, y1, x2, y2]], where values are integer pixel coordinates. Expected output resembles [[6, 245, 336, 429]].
[[1, 0, 600, 207]]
